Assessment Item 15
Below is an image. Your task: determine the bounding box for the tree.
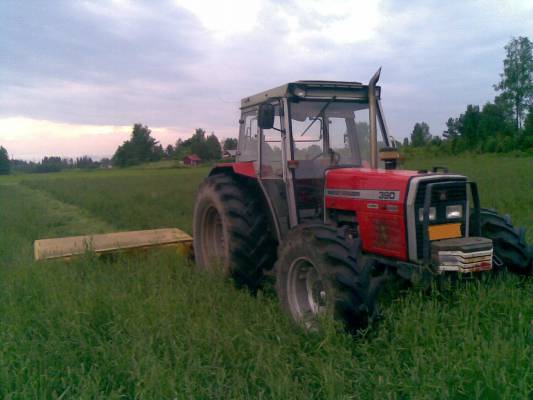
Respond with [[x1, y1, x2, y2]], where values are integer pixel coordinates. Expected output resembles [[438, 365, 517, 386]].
[[443, 117, 460, 140], [189, 128, 208, 159], [175, 128, 223, 161], [223, 138, 238, 150], [112, 145, 129, 167], [0, 146, 10, 175], [205, 133, 222, 160], [494, 93, 515, 124], [430, 136, 442, 146], [410, 122, 431, 147], [37, 156, 63, 173], [10, 159, 35, 173], [154, 144, 165, 160], [479, 102, 513, 139], [402, 137, 409, 147], [100, 158, 112, 168], [112, 124, 163, 167], [494, 36, 533, 129], [75, 156, 98, 169], [525, 105, 533, 136], [174, 139, 186, 159], [165, 144, 175, 159], [457, 105, 481, 147]]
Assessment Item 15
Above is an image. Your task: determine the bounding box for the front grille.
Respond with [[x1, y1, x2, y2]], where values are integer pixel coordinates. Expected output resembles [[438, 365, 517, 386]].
[[414, 179, 467, 259]]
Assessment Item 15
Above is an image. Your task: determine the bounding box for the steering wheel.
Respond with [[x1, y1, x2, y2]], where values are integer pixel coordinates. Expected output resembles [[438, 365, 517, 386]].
[[310, 151, 325, 161], [310, 149, 340, 165]]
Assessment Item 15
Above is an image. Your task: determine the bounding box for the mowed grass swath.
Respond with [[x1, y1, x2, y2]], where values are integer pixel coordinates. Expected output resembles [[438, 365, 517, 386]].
[[0, 154, 532, 398], [21, 166, 209, 233]]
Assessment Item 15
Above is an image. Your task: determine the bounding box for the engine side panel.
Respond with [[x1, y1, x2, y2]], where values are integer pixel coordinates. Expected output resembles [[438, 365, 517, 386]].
[[325, 168, 417, 260]]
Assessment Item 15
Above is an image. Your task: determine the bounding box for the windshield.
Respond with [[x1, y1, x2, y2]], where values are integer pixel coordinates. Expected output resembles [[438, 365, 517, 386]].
[[289, 100, 386, 167]]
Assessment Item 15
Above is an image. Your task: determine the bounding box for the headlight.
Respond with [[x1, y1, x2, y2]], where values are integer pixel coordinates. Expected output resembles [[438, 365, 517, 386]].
[[446, 205, 463, 219], [418, 207, 436, 222], [293, 87, 306, 98]]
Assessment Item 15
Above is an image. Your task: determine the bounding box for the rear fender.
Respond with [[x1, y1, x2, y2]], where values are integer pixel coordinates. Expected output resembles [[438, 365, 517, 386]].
[[209, 162, 256, 178], [207, 162, 281, 242]]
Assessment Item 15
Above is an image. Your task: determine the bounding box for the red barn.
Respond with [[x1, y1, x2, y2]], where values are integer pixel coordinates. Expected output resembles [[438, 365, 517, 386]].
[[183, 154, 201, 166]]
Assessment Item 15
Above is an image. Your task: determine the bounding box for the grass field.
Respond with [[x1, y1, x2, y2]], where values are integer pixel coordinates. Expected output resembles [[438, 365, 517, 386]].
[[1, 155, 533, 399]]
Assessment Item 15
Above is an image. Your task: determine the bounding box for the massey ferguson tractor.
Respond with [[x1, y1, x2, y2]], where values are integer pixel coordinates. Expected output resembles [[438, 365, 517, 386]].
[[193, 69, 532, 331]]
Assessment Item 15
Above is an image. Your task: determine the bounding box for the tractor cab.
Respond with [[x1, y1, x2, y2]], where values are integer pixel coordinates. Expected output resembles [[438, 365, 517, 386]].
[[237, 70, 394, 236]]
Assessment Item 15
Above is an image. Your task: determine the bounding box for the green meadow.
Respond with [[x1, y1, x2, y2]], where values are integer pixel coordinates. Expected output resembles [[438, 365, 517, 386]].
[[1, 154, 533, 399]]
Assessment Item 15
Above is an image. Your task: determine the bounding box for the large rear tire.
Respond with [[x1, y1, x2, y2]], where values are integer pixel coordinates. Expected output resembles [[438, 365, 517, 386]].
[[193, 173, 277, 289], [471, 208, 532, 275], [275, 224, 380, 332]]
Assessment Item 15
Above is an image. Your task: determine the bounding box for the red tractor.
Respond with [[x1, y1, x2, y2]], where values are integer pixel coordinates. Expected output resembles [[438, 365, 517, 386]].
[[193, 70, 532, 330]]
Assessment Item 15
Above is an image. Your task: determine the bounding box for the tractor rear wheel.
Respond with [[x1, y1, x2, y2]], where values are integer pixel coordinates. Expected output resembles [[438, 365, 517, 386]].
[[193, 173, 277, 289], [275, 224, 380, 332], [471, 208, 532, 275]]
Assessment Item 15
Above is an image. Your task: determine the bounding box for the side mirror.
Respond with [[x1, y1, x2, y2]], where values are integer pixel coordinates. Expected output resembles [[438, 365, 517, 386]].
[[258, 103, 275, 130]]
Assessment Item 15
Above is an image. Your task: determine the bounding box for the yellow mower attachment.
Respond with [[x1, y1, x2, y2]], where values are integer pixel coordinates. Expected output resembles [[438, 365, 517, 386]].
[[34, 228, 193, 261]]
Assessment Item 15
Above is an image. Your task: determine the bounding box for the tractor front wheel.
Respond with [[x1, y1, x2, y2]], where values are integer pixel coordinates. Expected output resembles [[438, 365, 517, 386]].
[[471, 208, 532, 275], [275, 224, 380, 332]]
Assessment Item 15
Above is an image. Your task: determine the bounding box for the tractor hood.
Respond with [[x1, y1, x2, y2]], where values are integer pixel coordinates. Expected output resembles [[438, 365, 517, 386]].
[[325, 167, 419, 199], [324, 167, 468, 261]]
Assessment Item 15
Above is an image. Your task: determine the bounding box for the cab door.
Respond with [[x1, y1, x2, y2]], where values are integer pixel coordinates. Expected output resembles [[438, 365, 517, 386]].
[[258, 100, 292, 237]]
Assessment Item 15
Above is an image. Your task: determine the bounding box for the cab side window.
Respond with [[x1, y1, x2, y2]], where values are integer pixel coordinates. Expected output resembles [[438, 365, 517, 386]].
[[238, 111, 258, 162], [260, 103, 283, 178]]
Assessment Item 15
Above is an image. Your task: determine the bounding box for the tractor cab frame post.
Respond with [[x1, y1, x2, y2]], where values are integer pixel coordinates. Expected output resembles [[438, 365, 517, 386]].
[[368, 68, 381, 169], [259, 97, 300, 232]]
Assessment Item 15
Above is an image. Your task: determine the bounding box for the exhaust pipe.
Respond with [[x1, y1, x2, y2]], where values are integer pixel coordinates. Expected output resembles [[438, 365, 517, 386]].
[[368, 67, 381, 169]]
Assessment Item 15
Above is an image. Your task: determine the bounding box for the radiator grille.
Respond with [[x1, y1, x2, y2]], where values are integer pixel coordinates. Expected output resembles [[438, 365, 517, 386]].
[[414, 179, 467, 259]]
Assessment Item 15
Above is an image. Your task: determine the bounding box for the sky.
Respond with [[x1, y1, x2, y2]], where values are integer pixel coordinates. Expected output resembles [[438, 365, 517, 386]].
[[1, 0, 532, 160]]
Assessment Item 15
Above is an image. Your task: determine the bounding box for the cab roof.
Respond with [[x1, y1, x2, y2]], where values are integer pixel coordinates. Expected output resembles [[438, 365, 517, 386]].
[[240, 80, 380, 109]]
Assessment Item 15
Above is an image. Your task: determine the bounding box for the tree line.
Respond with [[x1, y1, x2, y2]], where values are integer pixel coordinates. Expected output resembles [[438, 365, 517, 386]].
[[404, 36, 533, 154], [111, 124, 235, 167], [0, 154, 111, 175], [0, 125, 237, 174]]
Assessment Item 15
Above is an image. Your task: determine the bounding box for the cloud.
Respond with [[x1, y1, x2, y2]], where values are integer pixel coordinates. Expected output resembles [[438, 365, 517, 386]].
[[0, 0, 532, 158], [174, 0, 263, 38]]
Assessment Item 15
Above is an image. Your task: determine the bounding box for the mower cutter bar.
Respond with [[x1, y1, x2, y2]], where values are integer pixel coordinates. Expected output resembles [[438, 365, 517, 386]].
[[34, 228, 193, 261]]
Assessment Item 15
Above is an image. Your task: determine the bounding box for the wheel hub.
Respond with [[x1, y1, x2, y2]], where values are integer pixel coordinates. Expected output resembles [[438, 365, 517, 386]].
[[288, 257, 327, 323]]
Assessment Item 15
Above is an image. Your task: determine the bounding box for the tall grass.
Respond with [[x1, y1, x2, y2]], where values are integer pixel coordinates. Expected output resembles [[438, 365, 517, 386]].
[[1, 156, 533, 398]]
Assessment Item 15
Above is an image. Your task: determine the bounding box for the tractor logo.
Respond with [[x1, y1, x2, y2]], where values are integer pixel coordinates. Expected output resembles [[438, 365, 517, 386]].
[[439, 190, 447, 201]]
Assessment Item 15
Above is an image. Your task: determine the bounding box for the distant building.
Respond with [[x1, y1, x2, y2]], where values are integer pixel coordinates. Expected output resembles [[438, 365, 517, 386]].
[[223, 149, 237, 159], [183, 154, 201, 166]]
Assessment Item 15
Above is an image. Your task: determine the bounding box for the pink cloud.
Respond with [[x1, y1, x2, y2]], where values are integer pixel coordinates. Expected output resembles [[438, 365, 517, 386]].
[[0, 119, 236, 160]]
